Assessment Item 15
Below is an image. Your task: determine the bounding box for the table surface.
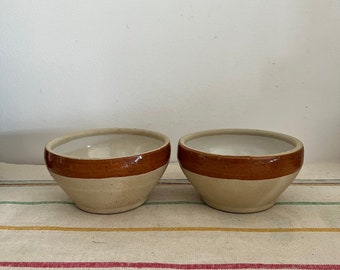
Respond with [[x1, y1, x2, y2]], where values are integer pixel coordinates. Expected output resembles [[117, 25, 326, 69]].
[[0, 162, 339, 270]]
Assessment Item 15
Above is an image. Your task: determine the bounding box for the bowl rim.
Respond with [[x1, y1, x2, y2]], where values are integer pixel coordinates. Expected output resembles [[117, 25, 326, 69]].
[[179, 128, 303, 157], [44, 128, 170, 179], [45, 128, 170, 160], [178, 129, 304, 180]]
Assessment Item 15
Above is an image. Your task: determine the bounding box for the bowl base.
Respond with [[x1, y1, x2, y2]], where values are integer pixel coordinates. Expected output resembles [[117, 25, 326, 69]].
[[74, 200, 145, 214], [202, 198, 275, 214]]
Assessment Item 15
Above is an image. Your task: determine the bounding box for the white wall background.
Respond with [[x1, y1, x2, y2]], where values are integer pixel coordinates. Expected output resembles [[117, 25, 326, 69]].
[[0, 0, 339, 164]]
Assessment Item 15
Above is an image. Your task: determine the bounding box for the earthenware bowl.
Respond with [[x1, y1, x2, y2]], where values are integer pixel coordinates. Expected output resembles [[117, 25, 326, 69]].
[[178, 129, 304, 213], [45, 128, 170, 214]]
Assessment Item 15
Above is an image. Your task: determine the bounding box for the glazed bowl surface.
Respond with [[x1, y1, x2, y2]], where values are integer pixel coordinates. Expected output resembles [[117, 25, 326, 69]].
[[45, 128, 170, 214], [178, 129, 304, 213]]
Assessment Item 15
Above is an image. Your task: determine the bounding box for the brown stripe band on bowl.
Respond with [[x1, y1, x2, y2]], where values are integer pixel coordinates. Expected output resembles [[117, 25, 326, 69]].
[[45, 143, 170, 178], [178, 143, 304, 180]]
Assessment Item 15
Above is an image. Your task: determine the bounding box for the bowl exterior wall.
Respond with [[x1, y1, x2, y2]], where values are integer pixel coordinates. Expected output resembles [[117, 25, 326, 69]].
[[49, 164, 168, 214], [178, 129, 304, 180], [181, 167, 299, 213], [45, 142, 170, 179], [178, 143, 303, 180]]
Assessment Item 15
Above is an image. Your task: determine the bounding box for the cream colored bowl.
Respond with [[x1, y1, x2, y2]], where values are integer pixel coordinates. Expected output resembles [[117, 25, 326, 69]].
[[45, 128, 170, 214], [178, 129, 304, 213]]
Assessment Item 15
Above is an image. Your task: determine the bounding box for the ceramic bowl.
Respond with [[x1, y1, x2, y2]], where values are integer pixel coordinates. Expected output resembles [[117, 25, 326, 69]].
[[45, 128, 170, 214], [178, 129, 304, 213]]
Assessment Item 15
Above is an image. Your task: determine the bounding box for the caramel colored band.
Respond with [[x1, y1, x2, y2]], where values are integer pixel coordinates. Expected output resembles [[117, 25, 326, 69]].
[[178, 144, 304, 180], [45, 143, 170, 178]]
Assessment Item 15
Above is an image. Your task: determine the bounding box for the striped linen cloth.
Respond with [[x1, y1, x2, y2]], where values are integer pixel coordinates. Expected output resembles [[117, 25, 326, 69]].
[[0, 163, 339, 270]]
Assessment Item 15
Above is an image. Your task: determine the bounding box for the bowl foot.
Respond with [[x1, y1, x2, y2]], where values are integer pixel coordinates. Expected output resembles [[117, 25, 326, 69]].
[[74, 200, 145, 214], [202, 198, 275, 214]]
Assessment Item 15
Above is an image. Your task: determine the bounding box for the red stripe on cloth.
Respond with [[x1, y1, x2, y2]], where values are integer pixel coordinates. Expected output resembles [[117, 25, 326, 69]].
[[0, 262, 339, 269]]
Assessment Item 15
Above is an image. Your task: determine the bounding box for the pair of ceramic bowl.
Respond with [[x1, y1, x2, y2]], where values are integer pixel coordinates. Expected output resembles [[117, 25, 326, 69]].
[[45, 128, 304, 214]]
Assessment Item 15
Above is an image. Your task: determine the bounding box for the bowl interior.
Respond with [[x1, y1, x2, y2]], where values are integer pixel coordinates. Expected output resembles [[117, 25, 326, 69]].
[[184, 132, 299, 156], [50, 132, 166, 159]]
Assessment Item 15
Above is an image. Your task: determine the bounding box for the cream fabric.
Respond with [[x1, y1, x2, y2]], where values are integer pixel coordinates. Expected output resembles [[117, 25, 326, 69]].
[[0, 162, 339, 269]]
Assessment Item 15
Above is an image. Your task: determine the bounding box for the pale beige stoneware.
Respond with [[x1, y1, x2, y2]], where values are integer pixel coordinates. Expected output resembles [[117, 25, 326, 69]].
[[178, 129, 304, 213], [45, 128, 170, 214], [49, 166, 167, 214]]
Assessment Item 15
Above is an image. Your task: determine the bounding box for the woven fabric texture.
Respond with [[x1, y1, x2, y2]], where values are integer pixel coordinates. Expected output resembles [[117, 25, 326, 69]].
[[0, 163, 339, 270]]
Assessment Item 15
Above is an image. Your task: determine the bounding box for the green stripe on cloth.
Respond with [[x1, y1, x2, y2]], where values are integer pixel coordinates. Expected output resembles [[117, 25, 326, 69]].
[[0, 201, 339, 206], [1, 225, 339, 233]]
